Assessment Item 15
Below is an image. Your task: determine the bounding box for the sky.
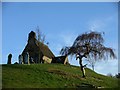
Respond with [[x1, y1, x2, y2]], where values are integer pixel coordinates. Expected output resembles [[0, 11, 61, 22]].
[[2, 2, 118, 76]]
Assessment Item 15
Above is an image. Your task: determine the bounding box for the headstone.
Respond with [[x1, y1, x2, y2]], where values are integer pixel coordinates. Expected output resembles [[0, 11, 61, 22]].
[[18, 55, 23, 64], [30, 57, 35, 63], [24, 52, 30, 64], [7, 54, 12, 64]]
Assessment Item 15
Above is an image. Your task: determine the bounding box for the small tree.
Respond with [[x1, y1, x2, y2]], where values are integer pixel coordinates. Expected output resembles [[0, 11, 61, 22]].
[[60, 31, 116, 78]]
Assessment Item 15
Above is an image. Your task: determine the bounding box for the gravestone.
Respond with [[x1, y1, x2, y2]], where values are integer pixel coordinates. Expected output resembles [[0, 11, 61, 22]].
[[18, 55, 23, 64], [29, 57, 35, 63], [24, 52, 30, 64], [7, 54, 12, 64]]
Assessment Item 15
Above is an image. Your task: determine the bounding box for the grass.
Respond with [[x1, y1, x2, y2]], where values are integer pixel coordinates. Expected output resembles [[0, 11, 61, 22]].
[[2, 64, 118, 88]]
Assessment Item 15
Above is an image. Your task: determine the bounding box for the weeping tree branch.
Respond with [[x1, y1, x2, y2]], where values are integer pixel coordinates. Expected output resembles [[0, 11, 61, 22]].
[[60, 31, 116, 77]]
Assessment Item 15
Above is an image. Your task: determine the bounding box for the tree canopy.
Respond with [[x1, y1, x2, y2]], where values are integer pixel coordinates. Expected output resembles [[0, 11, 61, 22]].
[[60, 31, 116, 61]]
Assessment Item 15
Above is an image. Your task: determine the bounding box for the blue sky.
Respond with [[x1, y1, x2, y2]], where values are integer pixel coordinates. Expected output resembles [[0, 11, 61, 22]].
[[2, 2, 118, 75]]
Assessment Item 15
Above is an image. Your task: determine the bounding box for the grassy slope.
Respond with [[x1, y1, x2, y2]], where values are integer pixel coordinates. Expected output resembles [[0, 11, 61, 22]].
[[2, 64, 118, 88]]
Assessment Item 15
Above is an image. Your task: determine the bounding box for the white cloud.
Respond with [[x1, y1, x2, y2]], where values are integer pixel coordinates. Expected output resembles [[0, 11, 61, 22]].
[[59, 31, 77, 46], [47, 30, 78, 56], [88, 13, 118, 33], [88, 20, 104, 32]]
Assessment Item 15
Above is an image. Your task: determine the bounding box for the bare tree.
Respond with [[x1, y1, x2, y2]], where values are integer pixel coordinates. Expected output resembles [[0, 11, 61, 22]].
[[36, 26, 46, 44], [60, 31, 116, 78]]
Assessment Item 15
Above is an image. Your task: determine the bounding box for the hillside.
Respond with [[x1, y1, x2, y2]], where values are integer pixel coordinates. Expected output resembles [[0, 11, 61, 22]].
[[2, 64, 118, 89]]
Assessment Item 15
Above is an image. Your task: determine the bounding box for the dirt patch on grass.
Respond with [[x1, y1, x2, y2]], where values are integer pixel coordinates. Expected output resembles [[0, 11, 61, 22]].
[[47, 69, 68, 76]]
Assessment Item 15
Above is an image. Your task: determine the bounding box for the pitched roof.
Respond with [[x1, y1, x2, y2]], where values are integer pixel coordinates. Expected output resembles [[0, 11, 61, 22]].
[[38, 42, 55, 58]]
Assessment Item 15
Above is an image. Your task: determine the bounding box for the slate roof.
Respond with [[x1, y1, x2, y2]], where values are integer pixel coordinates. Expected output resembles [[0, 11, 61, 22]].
[[38, 41, 55, 58]]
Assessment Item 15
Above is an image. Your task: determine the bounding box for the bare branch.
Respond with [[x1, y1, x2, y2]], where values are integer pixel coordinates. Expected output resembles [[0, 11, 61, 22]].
[[36, 26, 46, 44]]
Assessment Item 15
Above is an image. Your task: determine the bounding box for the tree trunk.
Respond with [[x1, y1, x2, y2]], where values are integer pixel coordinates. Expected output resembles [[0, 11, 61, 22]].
[[79, 59, 85, 78]]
